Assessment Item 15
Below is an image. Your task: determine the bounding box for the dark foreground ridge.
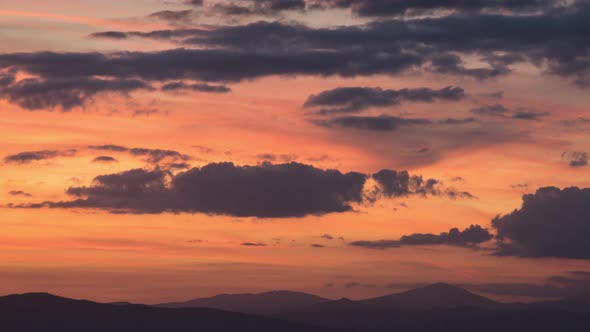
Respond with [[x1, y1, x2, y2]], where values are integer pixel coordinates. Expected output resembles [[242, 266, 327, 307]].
[[3, 284, 590, 332], [0, 293, 341, 332]]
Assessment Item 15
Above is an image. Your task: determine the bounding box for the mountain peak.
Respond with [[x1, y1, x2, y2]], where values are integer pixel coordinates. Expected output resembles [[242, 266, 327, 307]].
[[361, 283, 499, 309]]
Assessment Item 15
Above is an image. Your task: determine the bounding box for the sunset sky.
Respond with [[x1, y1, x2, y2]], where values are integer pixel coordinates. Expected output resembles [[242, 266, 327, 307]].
[[1, 0, 590, 304]]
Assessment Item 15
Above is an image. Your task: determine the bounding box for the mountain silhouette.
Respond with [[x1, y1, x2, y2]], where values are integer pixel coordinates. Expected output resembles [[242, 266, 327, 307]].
[[274, 284, 590, 332], [0, 293, 341, 332], [158, 290, 330, 314], [359, 283, 501, 309]]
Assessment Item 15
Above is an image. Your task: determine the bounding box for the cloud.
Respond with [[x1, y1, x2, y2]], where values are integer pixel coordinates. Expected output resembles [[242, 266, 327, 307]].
[[256, 153, 298, 162], [83, 4, 590, 86], [241, 242, 267, 246], [0, 70, 152, 111], [303, 86, 465, 114], [4, 149, 77, 164], [9, 163, 366, 217], [148, 10, 195, 22], [8, 190, 32, 197], [371, 169, 475, 199], [321, 234, 334, 240], [212, 0, 306, 16], [313, 115, 432, 131], [161, 81, 231, 93], [567, 152, 588, 167], [492, 186, 590, 259], [88, 145, 190, 164], [350, 225, 493, 249], [310, 244, 326, 248], [470, 104, 550, 121], [7, 162, 470, 218], [307, 0, 557, 16], [92, 156, 119, 164]]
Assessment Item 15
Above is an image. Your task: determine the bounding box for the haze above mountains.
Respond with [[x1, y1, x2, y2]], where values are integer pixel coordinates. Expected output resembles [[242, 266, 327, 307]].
[[4, 283, 589, 332]]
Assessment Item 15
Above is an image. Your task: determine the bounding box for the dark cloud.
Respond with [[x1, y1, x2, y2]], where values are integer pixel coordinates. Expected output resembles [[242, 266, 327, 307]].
[[350, 225, 492, 249], [313, 115, 479, 132], [371, 169, 475, 200], [492, 186, 590, 259], [148, 10, 194, 22], [8, 190, 32, 197], [92, 156, 119, 164], [470, 104, 550, 121], [213, 0, 306, 16], [0, 70, 151, 111], [568, 152, 589, 167], [303, 86, 464, 114], [321, 234, 335, 240], [161, 81, 231, 93], [313, 115, 431, 131], [133, 108, 168, 117], [10, 163, 366, 218], [0, 47, 424, 84], [310, 244, 326, 248], [89, 31, 128, 39], [88, 145, 190, 164], [75, 0, 590, 86], [4, 149, 77, 164], [186, 0, 204, 6], [307, 0, 557, 16], [241, 242, 267, 246], [256, 153, 298, 162], [7, 162, 470, 218]]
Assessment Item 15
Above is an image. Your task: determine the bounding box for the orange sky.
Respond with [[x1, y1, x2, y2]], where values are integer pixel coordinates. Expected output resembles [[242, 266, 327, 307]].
[[1, 0, 590, 304]]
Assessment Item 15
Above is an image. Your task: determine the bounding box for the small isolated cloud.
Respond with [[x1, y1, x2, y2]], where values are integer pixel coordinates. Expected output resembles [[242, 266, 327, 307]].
[[241, 242, 267, 247], [8, 190, 32, 197], [4, 149, 77, 164], [92, 156, 119, 164]]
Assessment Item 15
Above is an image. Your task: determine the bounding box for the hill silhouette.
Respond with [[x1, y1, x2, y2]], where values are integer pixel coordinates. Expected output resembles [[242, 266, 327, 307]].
[[158, 290, 329, 314], [3, 284, 590, 332], [0, 293, 341, 332]]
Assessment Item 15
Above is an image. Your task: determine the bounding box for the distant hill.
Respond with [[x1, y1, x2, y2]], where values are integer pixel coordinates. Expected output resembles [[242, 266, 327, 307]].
[[0, 293, 342, 332], [274, 284, 590, 332], [359, 283, 502, 309], [157, 290, 330, 314]]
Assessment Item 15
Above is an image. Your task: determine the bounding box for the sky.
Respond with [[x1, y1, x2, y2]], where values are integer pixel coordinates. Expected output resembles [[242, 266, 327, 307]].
[[1, 0, 590, 304]]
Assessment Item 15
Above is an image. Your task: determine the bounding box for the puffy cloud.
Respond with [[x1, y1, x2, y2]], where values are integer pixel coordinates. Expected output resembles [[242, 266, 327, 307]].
[[492, 187, 590, 259], [7, 162, 470, 218], [350, 225, 492, 249]]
